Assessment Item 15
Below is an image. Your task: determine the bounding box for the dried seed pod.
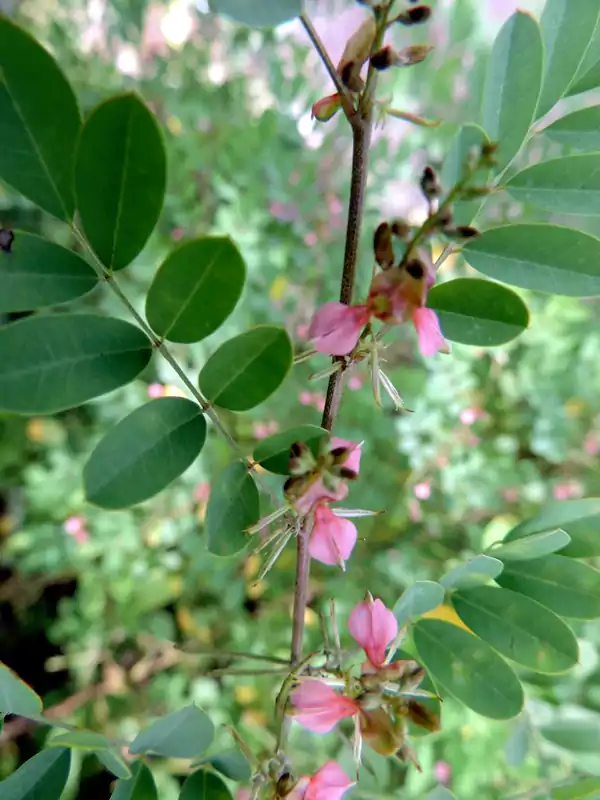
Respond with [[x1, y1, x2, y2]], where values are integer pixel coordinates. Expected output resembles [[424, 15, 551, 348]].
[[391, 219, 411, 240], [420, 165, 442, 200], [405, 258, 426, 280], [444, 225, 480, 240], [436, 206, 453, 229], [371, 46, 395, 71], [337, 16, 377, 91], [395, 44, 433, 67], [373, 221, 395, 268], [395, 5, 432, 24]]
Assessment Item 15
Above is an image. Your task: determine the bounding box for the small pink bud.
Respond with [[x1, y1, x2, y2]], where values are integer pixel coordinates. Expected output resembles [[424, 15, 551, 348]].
[[348, 596, 398, 668], [460, 407, 485, 426], [299, 391, 313, 406], [309, 504, 357, 568], [194, 482, 210, 503], [311, 93, 342, 123], [313, 393, 326, 412], [308, 301, 370, 357], [64, 516, 85, 535], [413, 481, 431, 500], [296, 324, 309, 340], [434, 761, 452, 785], [171, 227, 185, 241], [147, 382, 166, 399], [290, 679, 359, 733], [348, 375, 363, 391], [304, 232, 319, 247]]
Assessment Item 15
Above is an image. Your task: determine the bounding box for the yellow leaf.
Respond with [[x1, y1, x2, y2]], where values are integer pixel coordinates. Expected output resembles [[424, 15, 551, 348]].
[[421, 604, 472, 633]]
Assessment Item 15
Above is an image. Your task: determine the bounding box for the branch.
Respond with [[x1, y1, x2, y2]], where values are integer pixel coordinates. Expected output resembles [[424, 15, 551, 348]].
[[299, 13, 355, 116]]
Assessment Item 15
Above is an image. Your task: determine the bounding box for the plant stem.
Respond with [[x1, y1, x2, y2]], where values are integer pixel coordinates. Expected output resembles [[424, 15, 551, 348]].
[[299, 13, 355, 116]]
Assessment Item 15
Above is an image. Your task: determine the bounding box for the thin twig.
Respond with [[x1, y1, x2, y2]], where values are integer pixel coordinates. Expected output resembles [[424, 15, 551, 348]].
[[299, 13, 355, 116]]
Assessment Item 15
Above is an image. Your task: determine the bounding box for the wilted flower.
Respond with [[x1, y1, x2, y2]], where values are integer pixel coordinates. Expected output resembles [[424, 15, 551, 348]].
[[290, 680, 359, 734], [348, 595, 398, 668]]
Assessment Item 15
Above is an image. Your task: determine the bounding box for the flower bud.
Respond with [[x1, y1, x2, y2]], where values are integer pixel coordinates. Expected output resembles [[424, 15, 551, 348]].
[[289, 441, 316, 475], [337, 17, 377, 91], [436, 206, 453, 228], [276, 772, 297, 798], [391, 219, 411, 240], [373, 221, 395, 268], [311, 93, 342, 123], [420, 165, 442, 200], [395, 5, 432, 25], [444, 225, 480, 240]]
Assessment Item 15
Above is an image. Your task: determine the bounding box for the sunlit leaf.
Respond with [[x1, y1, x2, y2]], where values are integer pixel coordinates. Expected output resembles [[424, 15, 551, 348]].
[[464, 224, 600, 297], [146, 237, 245, 343], [503, 499, 600, 558], [111, 762, 157, 800], [199, 326, 293, 411], [0, 232, 97, 313], [84, 398, 206, 509], [49, 730, 112, 750], [193, 748, 251, 782], [540, 709, 600, 753], [0, 748, 71, 800], [0, 663, 42, 717], [440, 554, 503, 590], [542, 106, 600, 151], [129, 705, 214, 759], [482, 11, 543, 168], [427, 278, 529, 347], [253, 425, 326, 474], [413, 619, 524, 720], [537, 0, 600, 117], [76, 93, 166, 270], [453, 586, 579, 673], [551, 777, 600, 799], [497, 555, 600, 619], [393, 581, 446, 627], [209, 0, 302, 28], [490, 529, 571, 561], [505, 155, 600, 216], [0, 17, 80, 220], [96, 749, 132, 780], [205, 461, 260, 556], [0, 314, 152, 415]]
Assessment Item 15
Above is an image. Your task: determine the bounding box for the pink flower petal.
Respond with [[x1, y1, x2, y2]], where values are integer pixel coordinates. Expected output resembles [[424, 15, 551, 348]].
[[309, 504, 357, 567], [348, 597, 398, 668], [308, 302, 369, 356], [292, 478, 348, 517], [290, 680, 358, 734], [412, 307, 448, 357], [330, 437, 362, 475], [305, 762, 355, 800]]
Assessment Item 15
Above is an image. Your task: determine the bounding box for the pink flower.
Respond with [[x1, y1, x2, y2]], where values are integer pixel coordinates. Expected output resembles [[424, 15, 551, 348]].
[[412, 307, 448, 357], [147, 382, 166, 399], [253, 420, 278, 439], [434, 761, 452, 785], [348, 596, 398, 668], [293, 478, 348, 517], [460, 407, 485, 426], [296, 324, 309, 340], [194, 482, 210, 503], [299, 391, 313, 406], [290, 680, 359, 733], [304, 232, 319, 248], [348, 375, 363, 391], [309, 504, 358, 568], [413, 481, 431, 501], [330, 437, 362, 476], [308, 302, 370, 356], [292, 762, 354, 800], [63, 516, 89, 544]]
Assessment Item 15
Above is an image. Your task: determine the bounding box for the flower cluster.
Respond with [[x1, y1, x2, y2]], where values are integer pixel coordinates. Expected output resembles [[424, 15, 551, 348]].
[[289, 595, 439, 767]]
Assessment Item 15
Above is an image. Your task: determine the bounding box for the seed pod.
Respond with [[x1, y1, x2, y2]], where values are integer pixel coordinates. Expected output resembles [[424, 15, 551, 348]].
[[371, 46, 395, 71], [373, 221, 395, 268], [395, 5, 432, 25], [337, 16, 377, 91], [420, 165, 442, 200], [436, 206, 453, 229], [391, 219, 411, 240], [405, 258, 425, 280], [395, 44, 433, 67], [444, 225, 480, 240], [406, 700, 441, 733], [289, 441, 315, 476]]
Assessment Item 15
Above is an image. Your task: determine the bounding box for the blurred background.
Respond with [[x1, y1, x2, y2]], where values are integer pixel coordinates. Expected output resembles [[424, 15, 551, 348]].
[[2, 0, 600, 797]]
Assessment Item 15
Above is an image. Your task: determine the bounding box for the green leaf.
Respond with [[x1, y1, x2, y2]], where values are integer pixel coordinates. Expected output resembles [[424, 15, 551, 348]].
[[49, 730, 111, 750], [393, 581, 446, 627], [425, 788, 457, 800], [253, 424, 326, 474], [413, 619, 524, 720], [0, 314, 152, 415], [0, 747, 71, 800], [194, 749, 251, 782], [209, 0, 302, 28], [568, 58, 600, 96], [129, 705, 213, 759], [441, 124, 490, 225], [453, 586, 579, 673], [482, 11, 543, 169], [206, 461, 260, 556], [496, 555, 600, 619], [503, 498, 600, 558], [551, 777, 600, 799], [569, 19, 600, 94], [145, 237, 245, 343], [463, 224, 600, 297], [111, 762, 157, 800], [198, 326, 293, 411], [0, 232, 97, 313], [0, 17, 80, 220], [540, 709, 600, 753], [84, 398, 206, 509], [96, 749, 132, 780], [440, 554, 503, 590], [505, 154, 600, 216], [537, 0, 600, 117], [0, 662, 42, 717], [427, 278, 529, 347], [505, 715, 531, 768], [542, 106, 600, 151], [489, 529, 571, 561], [75, 93, 166, 270], [179, 770, 233, 800]]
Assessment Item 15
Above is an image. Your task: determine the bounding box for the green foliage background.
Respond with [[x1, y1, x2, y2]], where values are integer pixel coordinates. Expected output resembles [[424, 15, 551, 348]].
[[2, 0, 600, 797]]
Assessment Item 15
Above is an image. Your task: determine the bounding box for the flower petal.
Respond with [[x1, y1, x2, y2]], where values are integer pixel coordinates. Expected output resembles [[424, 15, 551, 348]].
[[330, 437, 362, 475], [292, 477, 348, 516], [309, 504, 357, 567], [412, 307, 448, 357], [305, 762, 355, 800], [348, 597, 398, 668], [290, 680, 358, 734], [308, 302, 369, 356]]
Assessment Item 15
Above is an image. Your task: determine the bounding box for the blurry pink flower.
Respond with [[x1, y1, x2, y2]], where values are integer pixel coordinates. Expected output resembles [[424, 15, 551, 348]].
[[300, 391, 313, 406], [412, 307, 448, 357], [290, 680, 359, 733], [327, 195, 344, 216], [194, 482, 211, 503], [584, 433, 600, 456], [348, 596, 398, 668], [290, 171, 301, 186], [553, 481, 583, 500], [413, 481, 431, 501], [171, 227, 185, 241], [408, 498, 423, 521], [148, 382, 166, 399], [460, 407, 485, 426], [309, 504, 357, 568], [236, 791, 251, 800], [502, 487, 519, 503], [64, 516, 89, 544], [270, 201, 299, 222], [314, 394, 326, 412], [291, 762, 354, 800], [434, 761, 452, 785], [348, 375, 363, 391], [296, 323, 309, 340], [253, 421, 280, 439], [308, 302, 370, 356], [304, 232, 319, 247]]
